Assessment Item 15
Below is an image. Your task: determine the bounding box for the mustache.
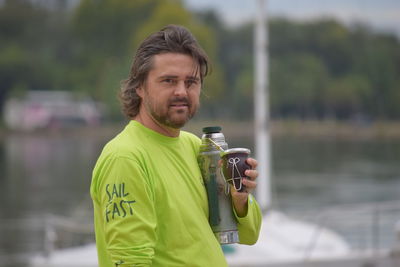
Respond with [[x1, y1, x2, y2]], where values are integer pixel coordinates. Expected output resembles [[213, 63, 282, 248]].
[[168, 97, 190, 106]]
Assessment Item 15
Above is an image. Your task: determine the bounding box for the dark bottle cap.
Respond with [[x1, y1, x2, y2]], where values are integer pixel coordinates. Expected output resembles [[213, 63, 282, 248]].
[[202, 126, 222, 134]]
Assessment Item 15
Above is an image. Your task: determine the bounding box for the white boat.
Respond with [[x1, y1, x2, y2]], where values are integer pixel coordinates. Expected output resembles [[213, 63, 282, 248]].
[[3, 90, 103, 131], [225, 211, 350, 265], [28, 200, 400, 266], [29, 210, 352, 267]]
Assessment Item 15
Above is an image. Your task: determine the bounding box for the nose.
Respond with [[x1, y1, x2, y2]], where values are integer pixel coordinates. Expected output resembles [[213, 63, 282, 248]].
[[173, 81, 188, 97]]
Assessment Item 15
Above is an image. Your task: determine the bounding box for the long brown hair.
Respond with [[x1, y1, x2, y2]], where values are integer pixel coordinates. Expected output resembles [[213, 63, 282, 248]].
[[119, 25, 210, 119]]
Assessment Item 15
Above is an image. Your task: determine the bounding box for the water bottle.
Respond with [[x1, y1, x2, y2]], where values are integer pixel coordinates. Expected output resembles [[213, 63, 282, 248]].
[[198, 126, 239, 244]]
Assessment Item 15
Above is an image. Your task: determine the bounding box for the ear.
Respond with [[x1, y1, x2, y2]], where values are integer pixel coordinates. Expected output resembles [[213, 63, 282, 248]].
[[136, 86, 144, 98]]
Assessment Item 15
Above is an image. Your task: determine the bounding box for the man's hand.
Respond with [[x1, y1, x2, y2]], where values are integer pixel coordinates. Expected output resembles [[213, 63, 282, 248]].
[[231, 157, 258, 217]]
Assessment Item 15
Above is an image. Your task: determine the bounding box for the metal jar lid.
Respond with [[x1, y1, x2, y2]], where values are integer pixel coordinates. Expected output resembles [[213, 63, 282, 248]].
[[202, 126, 222, 134], [221, 148, 250, 157]]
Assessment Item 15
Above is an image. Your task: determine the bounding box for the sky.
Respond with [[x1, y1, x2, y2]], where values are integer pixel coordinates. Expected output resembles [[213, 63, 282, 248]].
[[184, 0, 400, 38]]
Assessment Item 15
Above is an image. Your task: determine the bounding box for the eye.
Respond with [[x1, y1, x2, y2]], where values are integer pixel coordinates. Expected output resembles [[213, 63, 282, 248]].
[[185, 79, 199, 88], [162, 78, 176, 84]]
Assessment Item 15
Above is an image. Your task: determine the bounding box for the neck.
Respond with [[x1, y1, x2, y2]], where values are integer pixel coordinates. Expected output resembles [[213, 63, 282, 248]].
[[134, 112, 180, 138]]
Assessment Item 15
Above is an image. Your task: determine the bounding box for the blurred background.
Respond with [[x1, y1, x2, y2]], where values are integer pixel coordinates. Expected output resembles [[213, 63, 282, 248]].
[[0, 0, 400, 266]]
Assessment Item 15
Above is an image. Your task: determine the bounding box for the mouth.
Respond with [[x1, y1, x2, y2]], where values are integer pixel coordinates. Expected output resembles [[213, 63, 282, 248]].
[[169, 102, 189, 109]]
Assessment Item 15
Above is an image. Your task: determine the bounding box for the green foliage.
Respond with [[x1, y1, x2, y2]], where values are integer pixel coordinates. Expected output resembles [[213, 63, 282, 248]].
[[271, 52, 330, 118], [265, 18, 399, 120], [68, 0, 224, 118], [0, 0, 55, 110], [0, 0, 399, 122], [68, 0, 160, 115], [71, 0, 155, 58]]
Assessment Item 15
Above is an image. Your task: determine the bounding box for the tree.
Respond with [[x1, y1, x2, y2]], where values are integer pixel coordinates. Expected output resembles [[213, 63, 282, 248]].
[[69, 0, 224, 118], [0, 0, 63, 113]]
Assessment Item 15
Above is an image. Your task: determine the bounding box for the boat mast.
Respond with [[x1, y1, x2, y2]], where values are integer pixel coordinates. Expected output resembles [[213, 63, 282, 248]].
[[254, 0, 271, 211]]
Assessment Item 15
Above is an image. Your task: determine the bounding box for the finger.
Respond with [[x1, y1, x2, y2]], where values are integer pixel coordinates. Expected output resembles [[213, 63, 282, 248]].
[[246, 158, 258, 169], [245, 169, 258, 181], [230, 184, 249, 194], [242, 179, 257, 191], [231, 186, 249, 197]]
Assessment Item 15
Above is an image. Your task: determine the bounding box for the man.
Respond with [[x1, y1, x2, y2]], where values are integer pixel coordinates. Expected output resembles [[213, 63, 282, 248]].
[[90, 25, 262, 266]]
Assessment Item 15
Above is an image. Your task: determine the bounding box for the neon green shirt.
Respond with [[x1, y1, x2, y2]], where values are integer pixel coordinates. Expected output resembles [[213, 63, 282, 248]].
[[90, 120, 262, 266]]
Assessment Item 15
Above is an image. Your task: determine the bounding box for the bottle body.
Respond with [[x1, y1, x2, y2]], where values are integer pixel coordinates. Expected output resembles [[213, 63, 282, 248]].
[[198, 127, 239, 244]]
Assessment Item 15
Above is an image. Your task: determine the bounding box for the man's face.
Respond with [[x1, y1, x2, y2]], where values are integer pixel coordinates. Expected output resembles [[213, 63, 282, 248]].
[[137, 53, 201, 129]]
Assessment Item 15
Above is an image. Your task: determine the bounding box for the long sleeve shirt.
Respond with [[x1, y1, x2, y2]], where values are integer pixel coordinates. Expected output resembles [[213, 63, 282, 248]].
[[90, 120, 262, 266]]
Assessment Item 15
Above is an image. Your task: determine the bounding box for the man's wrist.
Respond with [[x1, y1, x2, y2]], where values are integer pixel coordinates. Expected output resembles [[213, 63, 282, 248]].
[[233, 196, 249, 218]]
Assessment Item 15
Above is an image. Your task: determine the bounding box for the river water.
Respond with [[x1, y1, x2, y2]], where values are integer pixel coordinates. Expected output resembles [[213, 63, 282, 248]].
[[1, 125, 400, 264]]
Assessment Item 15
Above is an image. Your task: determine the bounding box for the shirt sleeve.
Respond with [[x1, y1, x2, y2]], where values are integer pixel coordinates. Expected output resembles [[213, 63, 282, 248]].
[[95, 154, 156, 266], [233, 194, 262, 245]]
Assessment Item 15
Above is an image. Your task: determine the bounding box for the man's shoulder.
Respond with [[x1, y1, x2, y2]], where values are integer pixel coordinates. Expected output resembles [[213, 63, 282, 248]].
[[180, 130, 201, 143], [100, 124, 144, 159], [179, 130, 201, 155]]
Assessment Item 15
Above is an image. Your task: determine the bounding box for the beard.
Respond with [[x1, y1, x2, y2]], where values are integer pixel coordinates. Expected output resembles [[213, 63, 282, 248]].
[[144, 95, 199, 129]]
